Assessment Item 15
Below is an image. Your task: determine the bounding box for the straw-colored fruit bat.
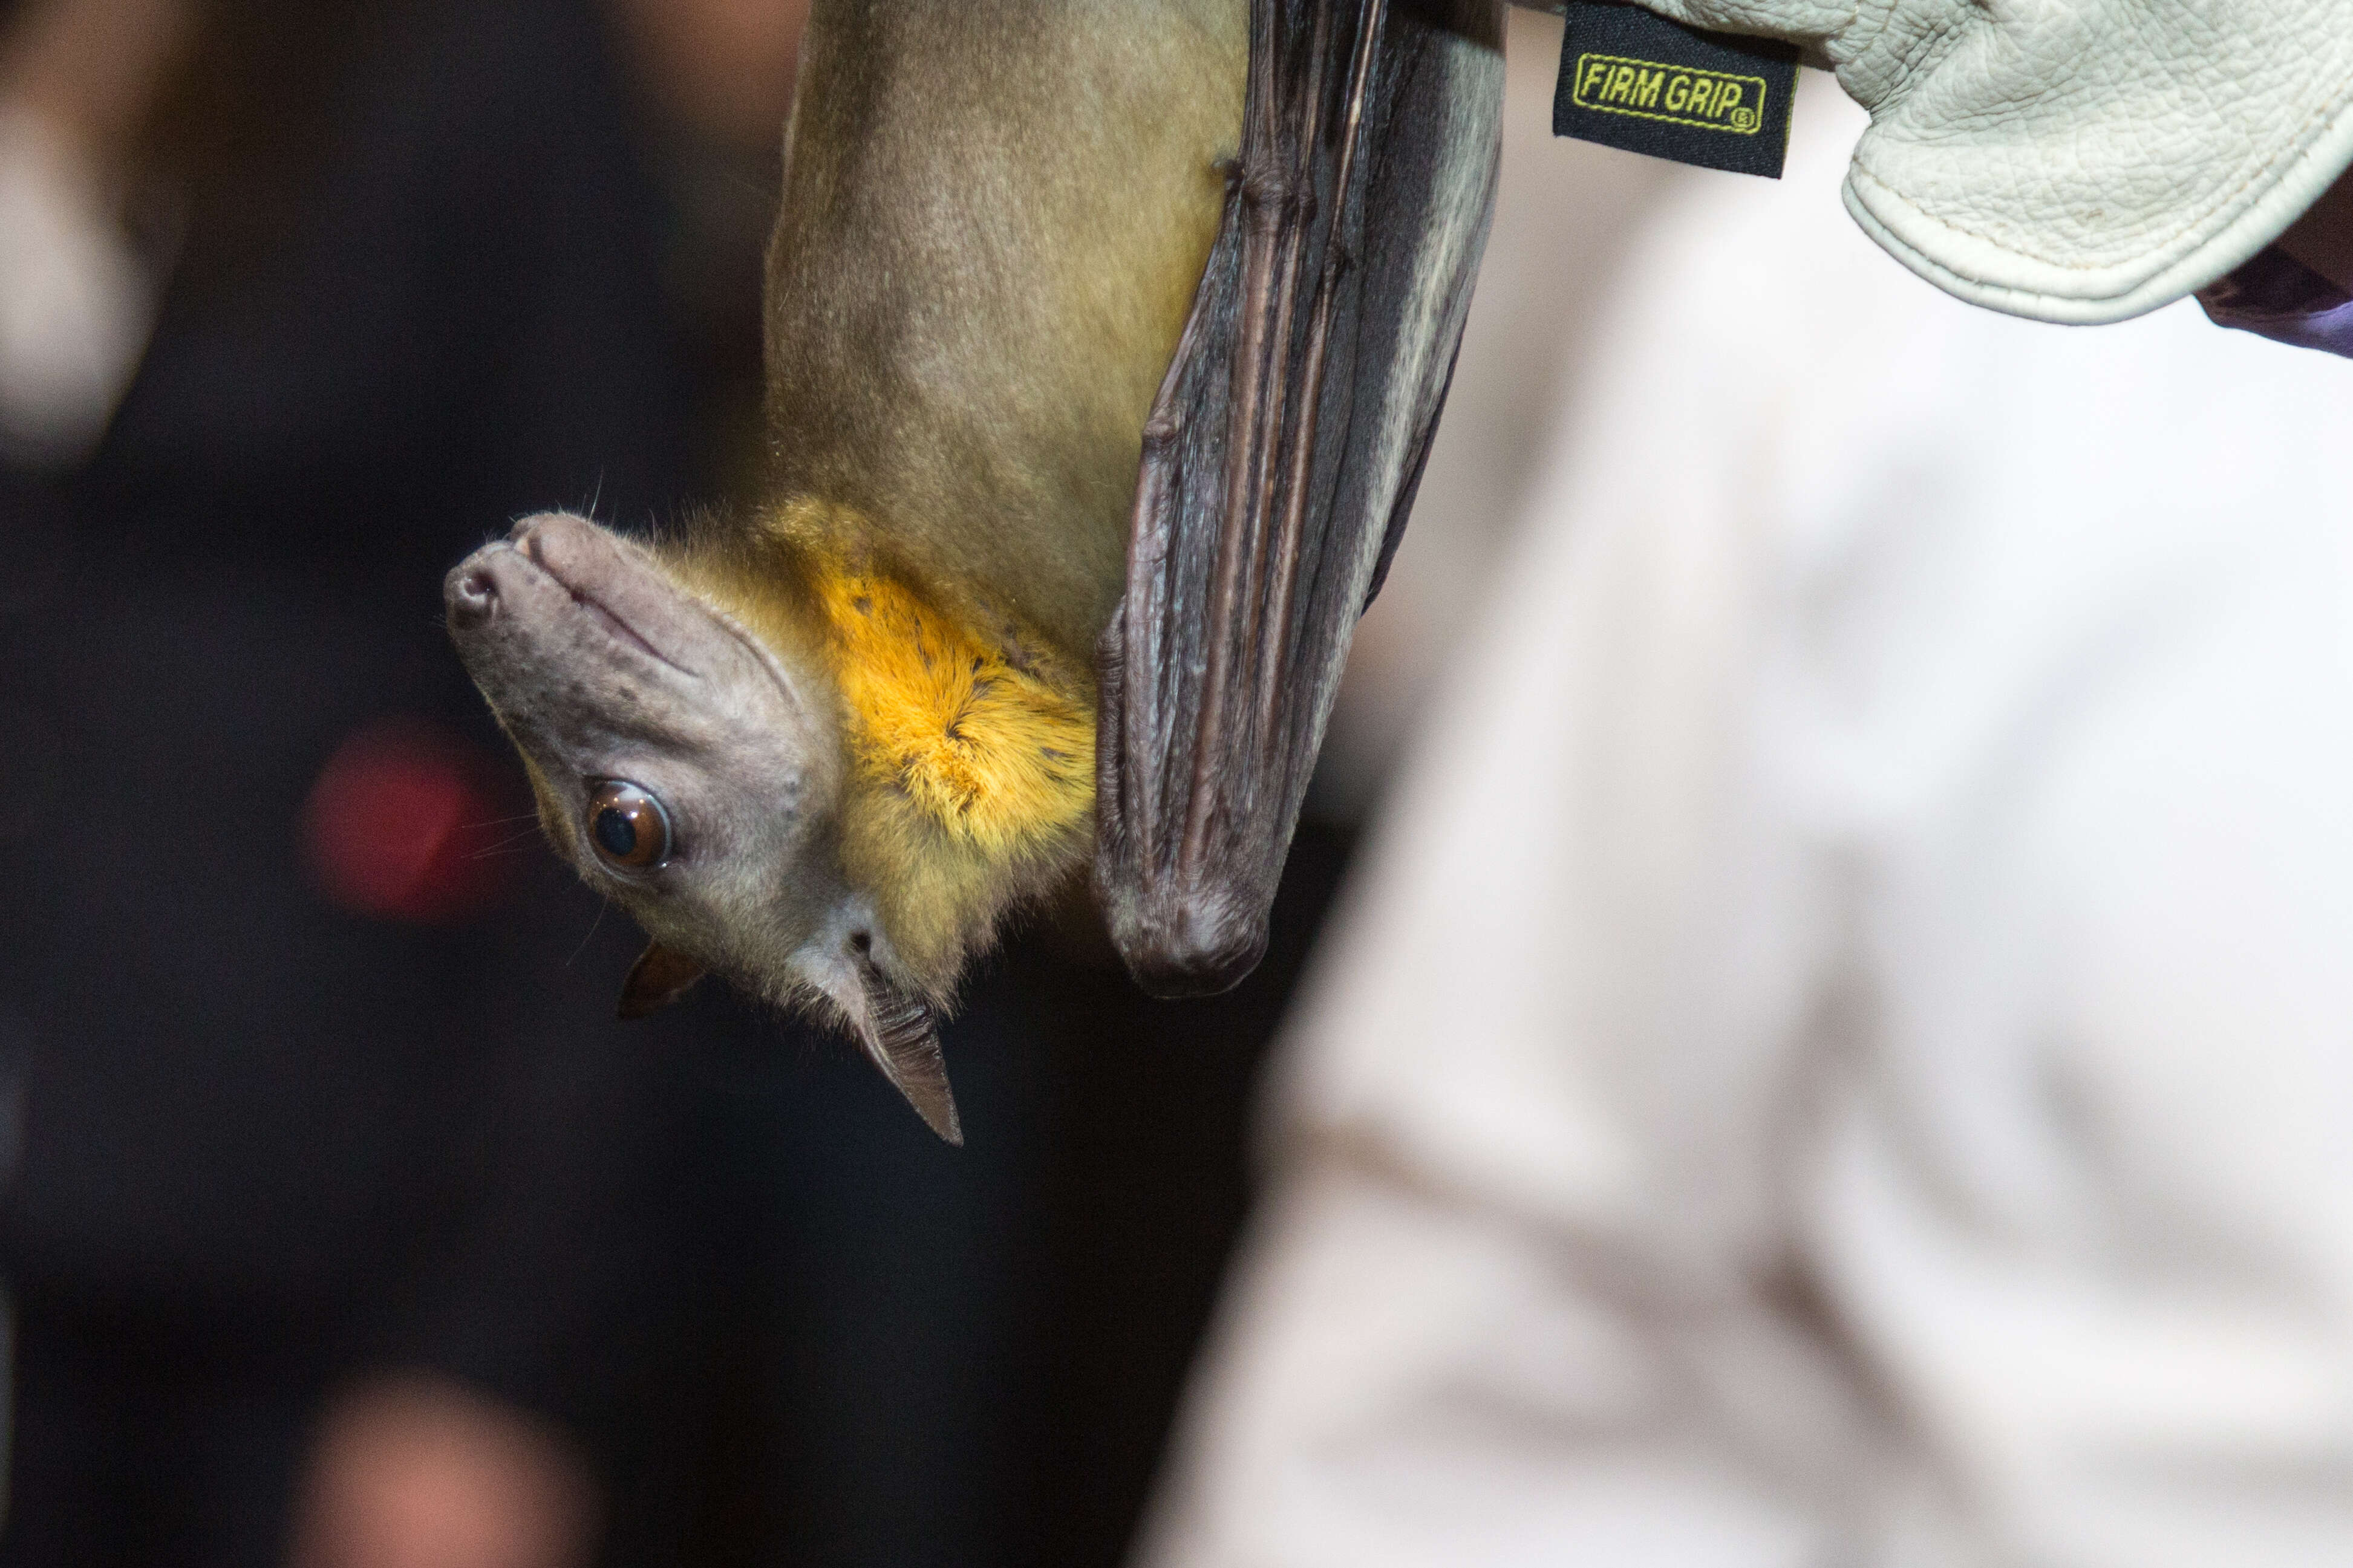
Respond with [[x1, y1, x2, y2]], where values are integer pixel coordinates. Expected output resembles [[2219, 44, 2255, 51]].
[[445, 0, 1503, 1142]]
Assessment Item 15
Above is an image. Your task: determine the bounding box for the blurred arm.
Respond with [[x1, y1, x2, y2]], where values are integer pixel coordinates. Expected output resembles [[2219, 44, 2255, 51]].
[[289, 1375, 599, 1568], [0, 0, 183, 462]]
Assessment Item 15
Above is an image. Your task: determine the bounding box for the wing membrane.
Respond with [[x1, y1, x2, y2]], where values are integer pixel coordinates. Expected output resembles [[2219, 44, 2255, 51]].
[[1097, 0, 1504, 995]]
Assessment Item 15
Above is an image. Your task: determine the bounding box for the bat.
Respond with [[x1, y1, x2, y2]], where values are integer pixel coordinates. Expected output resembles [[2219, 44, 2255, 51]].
[[444, 0, 1502, 1143]]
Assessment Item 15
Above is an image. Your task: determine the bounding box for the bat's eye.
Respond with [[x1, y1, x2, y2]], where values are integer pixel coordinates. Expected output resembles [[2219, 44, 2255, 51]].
[[587, 779, 672, 869]]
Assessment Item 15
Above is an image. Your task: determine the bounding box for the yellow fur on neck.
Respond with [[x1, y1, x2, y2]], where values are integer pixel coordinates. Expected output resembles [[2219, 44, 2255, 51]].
[[808, 562, 1094, 857], [661, 499, 1097, 989]]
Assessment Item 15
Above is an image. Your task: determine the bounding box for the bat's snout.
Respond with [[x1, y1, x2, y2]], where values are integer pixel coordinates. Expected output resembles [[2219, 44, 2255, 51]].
[[443, 524, 556, 634]]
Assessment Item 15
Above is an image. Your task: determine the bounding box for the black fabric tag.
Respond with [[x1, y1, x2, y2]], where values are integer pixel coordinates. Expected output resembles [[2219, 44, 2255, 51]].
[[1552, 2, 1798, 179]]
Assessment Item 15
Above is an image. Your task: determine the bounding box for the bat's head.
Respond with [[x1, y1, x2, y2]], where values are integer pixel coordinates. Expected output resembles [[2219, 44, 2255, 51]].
[[443, 512, 962, 1143]]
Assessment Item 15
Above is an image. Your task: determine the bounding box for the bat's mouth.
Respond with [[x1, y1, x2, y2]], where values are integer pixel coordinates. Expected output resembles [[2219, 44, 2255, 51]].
[[445, 513, 700, 682], [509, 530, 697, 679]]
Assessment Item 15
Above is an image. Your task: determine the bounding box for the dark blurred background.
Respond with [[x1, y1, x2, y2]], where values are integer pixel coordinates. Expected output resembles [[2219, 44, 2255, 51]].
[[0, 0, 1359, 1562]]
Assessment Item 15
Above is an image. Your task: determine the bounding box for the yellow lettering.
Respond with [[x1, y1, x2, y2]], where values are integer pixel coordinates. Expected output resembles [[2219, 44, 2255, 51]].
[[1573, 58, 1766, 129]]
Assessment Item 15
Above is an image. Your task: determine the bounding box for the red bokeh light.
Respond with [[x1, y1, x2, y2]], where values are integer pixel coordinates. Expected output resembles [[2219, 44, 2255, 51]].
[[301, 717, 523, 924]]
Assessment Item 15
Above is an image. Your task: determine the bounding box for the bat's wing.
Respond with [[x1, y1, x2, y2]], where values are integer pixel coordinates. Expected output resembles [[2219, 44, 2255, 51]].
[[1095, 0, 1505, 995]]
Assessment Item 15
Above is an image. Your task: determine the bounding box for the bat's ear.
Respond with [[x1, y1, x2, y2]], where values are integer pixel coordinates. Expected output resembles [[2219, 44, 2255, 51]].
[[617, 942, 707, 1020], [843, 941, 962, 1146]]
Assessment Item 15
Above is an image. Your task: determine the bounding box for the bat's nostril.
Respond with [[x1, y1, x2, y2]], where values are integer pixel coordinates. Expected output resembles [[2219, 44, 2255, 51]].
[[446, 567, 499, 627]]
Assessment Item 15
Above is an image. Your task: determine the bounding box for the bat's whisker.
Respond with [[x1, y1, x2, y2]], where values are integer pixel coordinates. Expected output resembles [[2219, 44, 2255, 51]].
[[568, 897, 609, 967]]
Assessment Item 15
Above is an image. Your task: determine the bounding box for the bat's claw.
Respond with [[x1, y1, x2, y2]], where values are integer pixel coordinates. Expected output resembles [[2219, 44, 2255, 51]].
[[1104, 886, 1268, 1000]]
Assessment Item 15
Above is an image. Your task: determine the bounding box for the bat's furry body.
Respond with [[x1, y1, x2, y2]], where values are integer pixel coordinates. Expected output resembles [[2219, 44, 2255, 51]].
[[651, 0, 1251, 996], [445, 0, 1503, 1140]]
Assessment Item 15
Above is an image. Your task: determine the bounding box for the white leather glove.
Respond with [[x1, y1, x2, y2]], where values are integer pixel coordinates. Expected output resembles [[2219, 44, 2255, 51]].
[[1528, 0, 2353, 324]]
